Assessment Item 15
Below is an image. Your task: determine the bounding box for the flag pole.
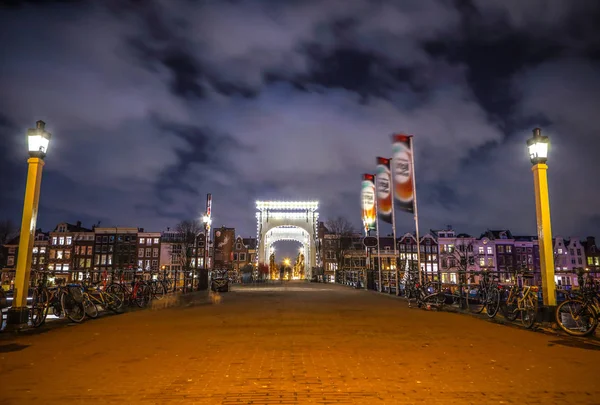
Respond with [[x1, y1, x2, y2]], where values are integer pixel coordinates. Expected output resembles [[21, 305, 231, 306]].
[[390, 158, 399, 295], [409, 136, 422, 285]]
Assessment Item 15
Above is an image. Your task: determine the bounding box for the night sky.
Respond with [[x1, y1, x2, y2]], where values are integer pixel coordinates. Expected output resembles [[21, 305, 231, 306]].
[[1, 0, 599, 247]]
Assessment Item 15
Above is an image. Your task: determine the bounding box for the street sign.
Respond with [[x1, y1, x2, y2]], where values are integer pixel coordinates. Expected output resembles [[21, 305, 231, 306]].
[[363, 236, 378, 248]]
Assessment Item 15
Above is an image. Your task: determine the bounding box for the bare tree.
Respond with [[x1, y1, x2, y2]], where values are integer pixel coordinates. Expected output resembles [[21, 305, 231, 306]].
[[325, 216, 355, 236], [0, 219, 17, 246], [173, 219, 203, 287], [325, 216, 356, 281], [441, 237, 479, 284], [0, 219, 18, 267]]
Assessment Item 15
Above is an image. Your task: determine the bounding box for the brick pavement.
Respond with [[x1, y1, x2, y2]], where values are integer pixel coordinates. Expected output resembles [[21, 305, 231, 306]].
[[1, 281, 599, 405]]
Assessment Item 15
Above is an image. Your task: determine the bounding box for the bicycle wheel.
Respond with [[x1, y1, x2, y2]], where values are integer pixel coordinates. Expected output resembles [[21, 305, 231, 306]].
[[83, 295, 99, 319], [486, 287, 501, 319], [467, 286, 485, 314], [152, 282, 166, 301], [30, 288, 49, 328], [521, 293, 538, 329], [61, 291, 86, 323], [134, 284, 151, 308], [107, 284, 127, 306], [105, 292, 124, 313], [556, 299, 598, 337]]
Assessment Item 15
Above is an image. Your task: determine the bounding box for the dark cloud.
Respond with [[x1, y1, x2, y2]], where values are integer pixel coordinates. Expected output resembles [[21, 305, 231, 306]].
[[0, 0, 599, 241]]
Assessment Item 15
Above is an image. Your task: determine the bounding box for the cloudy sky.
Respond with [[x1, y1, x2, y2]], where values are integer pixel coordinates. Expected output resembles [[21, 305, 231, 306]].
[[1, 0, 599, 245]]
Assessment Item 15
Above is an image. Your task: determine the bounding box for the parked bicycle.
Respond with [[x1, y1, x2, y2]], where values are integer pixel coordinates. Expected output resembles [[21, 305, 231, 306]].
[[466, 271, 502, 318], [500, 269, 538, 329], [555, 269, 599, 336], [106, 272, 152, 308], [81, 278, 124, 317], [30, 272, 87, 326]]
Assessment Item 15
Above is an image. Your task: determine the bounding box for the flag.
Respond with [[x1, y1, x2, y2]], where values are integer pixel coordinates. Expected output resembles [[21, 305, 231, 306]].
[[391, 134, 415, 213], [361, 173, 377, 232], [376, 157, 393, 224]]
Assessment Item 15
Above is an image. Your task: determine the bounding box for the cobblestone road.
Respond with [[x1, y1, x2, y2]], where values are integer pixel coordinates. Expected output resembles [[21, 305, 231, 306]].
[[1, 282, 599, 404]]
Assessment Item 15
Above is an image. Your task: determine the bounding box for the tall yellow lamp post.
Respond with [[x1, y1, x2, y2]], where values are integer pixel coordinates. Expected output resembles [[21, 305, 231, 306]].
[[527, 127, 556, 308], [6, 121, 51, 329]]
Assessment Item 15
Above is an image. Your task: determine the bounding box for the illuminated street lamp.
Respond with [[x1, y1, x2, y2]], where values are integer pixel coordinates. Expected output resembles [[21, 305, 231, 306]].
[[527, 127, 556, 308], [6, 121, 51, 329]]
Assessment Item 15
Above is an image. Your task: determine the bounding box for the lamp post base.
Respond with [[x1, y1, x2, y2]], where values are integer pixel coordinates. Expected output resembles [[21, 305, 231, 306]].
[[4, 307, 30, 331]]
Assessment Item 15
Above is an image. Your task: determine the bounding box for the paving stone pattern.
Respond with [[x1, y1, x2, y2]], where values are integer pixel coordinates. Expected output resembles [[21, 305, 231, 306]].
[[1, 282, 599, 404]]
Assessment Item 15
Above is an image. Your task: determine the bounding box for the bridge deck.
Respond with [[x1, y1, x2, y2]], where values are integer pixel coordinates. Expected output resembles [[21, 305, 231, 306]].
[[1, 282, 598, 404]]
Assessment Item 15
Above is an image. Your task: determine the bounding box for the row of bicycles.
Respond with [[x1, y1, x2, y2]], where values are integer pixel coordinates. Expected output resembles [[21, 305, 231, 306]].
[[29, 271, 174, 327], [402, 268, 600, 335]]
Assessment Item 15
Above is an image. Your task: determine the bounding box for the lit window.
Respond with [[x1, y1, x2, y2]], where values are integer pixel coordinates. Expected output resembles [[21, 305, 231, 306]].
[[486, 247, 493, 255], [63, 264, 70, 271], [40, 247, 46, 254], [139, 238, 145, 244], [56, 250, 64, 259], [478, 247, 484, 254], [506, 246, 512, 253], [52, 237, 58, 245], [138, 260, 143, 268], [147, 239, 152, 246], [59, 237, 65, 245], [558, 248, 563, 254], [7, 257, 14, 266], [479, 258, 485, 266], [153, 238, 160, 244], [33, 247, 39, 254], [66, 236, 72, 245]]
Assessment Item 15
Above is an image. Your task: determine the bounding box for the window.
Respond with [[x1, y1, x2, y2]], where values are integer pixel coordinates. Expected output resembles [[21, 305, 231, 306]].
[[66, 236, 72, 245], [86, 258, 91, 268], [240, 253, 246, 261], [145, 248, 152, 257], [577, 249, 581, 256], [63, 264, 70, 271], [65, 250, 71, 259], [52, 237, 58, 245], [108, 255, 112, 265], [571, 259, 576, 265], [487, 258, 493, 266], [56, 250, 64, 259], [102, 236, 108, 243], [74, 246, 79, 255], [570, 249, 574, 256], [139, 238, 145, 244], [152, 259, 158, 268], [233, 253, 238, 261], [578, 258, 582, 265], [589, 257, 594, 265], [558, 248, 563, 254], [152, 248, 158, 257], [95, 255, 100, 265], [506, 246, 512, 253], [7, 257, 14, 266], [95, 245, 101, 253], [101, 255, 107, 265], [39, 257, 45, 264], [138, 248, 144, 257], [87, 246, 93, 255], [154, 238, 160, 244], [138, 260, 143, 268], [147, 238, 152, 246], [145, 260, 150, 269], [486, 247, 493, 255], [102, 245, 107, 253], [478, 246, 484, 254], [33, 247, 39, 254], [96, 236, 102, 243], [109, 236, 115, 243], [399, 245, 405, 252], [236, 243, 242, 250], [497, 245, 504, 253]]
